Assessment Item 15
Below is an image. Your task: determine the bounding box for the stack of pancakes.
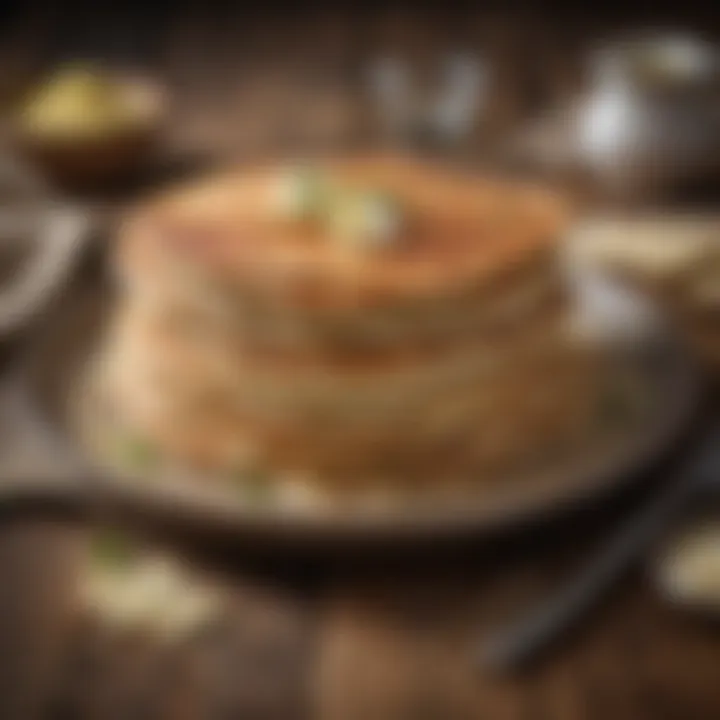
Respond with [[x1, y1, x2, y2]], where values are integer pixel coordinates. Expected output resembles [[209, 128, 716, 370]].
[[91, 156, 604, 493]]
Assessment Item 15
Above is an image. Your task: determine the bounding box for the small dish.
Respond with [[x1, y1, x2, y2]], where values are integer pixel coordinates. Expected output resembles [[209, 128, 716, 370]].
[[15, 69, 166, 190], [655, 514, 720, 613], [511, 34, 720, 202], [575, 33, 720, 199]]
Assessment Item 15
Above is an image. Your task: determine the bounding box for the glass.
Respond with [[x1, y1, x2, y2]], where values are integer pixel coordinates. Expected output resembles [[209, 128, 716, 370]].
[[367, 52, 487, 157]]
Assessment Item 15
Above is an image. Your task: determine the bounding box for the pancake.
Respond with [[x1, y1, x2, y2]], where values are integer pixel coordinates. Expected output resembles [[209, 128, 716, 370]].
[[117, 156, 568, 308], [93, 155, 604, 493], [116, 244, 565, 356], [87, 342, 603, 487], [92, 299, 602, 484], [115, 156, 568, 355]]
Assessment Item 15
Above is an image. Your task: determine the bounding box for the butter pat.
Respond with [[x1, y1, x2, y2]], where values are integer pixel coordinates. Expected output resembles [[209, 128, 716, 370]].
[[22, 66, 136, 140], [272, 164, 404, 249], [329, 191, 402, 249], [660, 522, 720, 607], [273, 166, 330, 222]]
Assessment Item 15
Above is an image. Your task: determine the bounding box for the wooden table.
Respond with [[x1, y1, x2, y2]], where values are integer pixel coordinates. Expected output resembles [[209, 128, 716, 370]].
[[0, 6, 719, 718], [1, 482, 718, 720]]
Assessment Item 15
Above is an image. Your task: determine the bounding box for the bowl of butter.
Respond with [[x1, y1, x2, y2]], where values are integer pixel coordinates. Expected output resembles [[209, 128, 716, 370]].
[[16, 65, 165, 189]]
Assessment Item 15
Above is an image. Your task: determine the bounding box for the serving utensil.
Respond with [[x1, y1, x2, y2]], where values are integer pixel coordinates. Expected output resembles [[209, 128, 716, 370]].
[[480, 421, 720, 672]]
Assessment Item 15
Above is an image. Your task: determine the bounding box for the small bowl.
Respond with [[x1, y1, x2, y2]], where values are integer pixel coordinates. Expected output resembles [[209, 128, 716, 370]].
[[655, 514, 720, 614], [575, 33, 720, 200], [15, 76, 166, 191]]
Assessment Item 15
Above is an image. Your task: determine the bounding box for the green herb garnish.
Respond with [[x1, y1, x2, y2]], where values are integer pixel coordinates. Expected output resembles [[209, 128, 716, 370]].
[[114, 433, 158, 473], [274, 165, 403, 248], [232, 466, 275, 506], [275, 165, 332, 222], [328, 189, 402, 248], [90, 529, 137, 571]]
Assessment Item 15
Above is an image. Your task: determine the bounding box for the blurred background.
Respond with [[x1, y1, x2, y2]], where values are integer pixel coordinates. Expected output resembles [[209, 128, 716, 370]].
[[0, 2, 718, 719], [0, 1, 714, 171]]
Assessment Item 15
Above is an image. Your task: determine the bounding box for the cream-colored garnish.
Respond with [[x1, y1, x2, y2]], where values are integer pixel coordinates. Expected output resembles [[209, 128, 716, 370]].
[[272, 165, 403, 248], [661, 523, 720, 606], [272, 165, 330, 222], [82, 532, 223, 641], [328, 191, 402, 249]]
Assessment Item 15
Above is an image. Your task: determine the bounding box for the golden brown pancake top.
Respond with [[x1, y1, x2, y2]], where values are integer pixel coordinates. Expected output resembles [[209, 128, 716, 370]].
[[118, 155, 569, 310]]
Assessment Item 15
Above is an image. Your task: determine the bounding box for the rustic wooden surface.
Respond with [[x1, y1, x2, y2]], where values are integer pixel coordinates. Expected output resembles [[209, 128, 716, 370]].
[[0, 5, 719, 719]]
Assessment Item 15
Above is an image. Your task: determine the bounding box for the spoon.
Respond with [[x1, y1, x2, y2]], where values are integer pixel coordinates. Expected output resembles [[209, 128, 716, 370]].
[[479, 422, 720, 672]]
